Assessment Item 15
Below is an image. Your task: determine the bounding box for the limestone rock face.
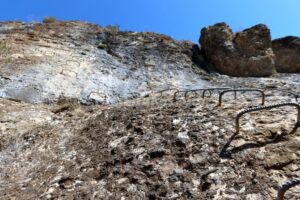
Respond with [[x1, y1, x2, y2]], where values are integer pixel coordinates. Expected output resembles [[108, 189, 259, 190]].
[[0, 21, 209, 104], [272, 36, 300, 73], [200, 23, 276, 77]]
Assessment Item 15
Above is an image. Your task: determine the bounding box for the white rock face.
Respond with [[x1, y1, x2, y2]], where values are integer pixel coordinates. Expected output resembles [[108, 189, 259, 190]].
[[0, 21, 209, 104]]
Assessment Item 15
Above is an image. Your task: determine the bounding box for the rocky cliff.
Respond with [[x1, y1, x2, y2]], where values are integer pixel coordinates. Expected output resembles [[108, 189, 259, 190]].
[[273, 36, 300, 73], [0, 20, 209, 104], [0, 20, 300, 200]]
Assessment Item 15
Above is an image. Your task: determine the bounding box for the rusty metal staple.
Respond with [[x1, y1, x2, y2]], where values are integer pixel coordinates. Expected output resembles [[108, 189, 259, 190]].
[[277, 176, 300, 200], [236, 102, 300, 134], [159, 88, 178, 97], [202, 90, 212, 98], [218, 89, 265, 106], [173, 90, 187, 102], [183, 87, 231, 100], [184, 89, 211, 99]]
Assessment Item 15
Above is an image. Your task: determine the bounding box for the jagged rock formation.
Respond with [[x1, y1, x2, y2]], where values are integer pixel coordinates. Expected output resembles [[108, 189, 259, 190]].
[[200, 23, 276, 77], [272, 36, 300, 73], [0, 21, 209, 104]]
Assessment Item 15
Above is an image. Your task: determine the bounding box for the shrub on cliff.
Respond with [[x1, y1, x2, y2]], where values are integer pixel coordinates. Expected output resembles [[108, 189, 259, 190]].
[[42, 16, 57, 23], [0, 40, 10, 57]]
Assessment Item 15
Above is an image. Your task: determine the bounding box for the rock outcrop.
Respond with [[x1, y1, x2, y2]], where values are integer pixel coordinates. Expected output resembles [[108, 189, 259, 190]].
[[200, 23, 276, 77], [0, 21, 209, 104], [272, 36, 300, 73]]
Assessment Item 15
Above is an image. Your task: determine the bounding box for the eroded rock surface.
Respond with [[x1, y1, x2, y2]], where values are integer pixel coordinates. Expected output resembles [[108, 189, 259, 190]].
[[200, 23, 276, 77], [272, 36, 300, 73], [1, 20, 300, 200], [1, 72, 300, 199], [0, 21, 209, 104]]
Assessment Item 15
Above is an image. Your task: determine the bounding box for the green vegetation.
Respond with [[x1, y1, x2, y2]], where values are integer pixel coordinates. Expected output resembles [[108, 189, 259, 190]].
[[97, 42, 108, 50], [52, 95, 82, 113], [106, 25, 120, 34], [42, 16, 57, 23], [0, 40, 11, 57]]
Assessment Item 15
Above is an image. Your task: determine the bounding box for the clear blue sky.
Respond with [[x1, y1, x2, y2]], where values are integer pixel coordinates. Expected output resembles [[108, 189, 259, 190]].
[[1, 0, 299, 42]]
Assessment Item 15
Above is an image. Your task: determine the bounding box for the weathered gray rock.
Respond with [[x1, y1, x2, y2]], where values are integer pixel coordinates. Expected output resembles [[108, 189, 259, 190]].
[[1, 20, 300, 200], [1, 82, 300, 199], [272, 36, 300, 73], [200, 22, 276, 77], [0, 21, 209, 104]]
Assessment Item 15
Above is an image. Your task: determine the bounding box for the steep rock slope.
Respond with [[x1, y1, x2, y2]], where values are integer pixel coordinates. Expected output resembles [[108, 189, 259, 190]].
[[1, 20, 300, 200], [0, 21, 208, 104], [1, 81, 300, 199]]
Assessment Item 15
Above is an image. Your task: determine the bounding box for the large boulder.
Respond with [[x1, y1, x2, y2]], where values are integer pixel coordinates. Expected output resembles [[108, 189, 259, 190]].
[[200, 22, 276, 77], [272, 36, 300, 73]]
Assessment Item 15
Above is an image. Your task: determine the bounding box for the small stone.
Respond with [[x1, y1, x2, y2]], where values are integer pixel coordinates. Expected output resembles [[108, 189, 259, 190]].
[[174, 168, 184, 175], [46, 194, 52, 199], [47, 187, 55, 194], [109, 136, 128, 148], [117, 178, 129, 185], [177, 131, 190, 144], [189, 154, 205, 164], [127, 184, 138, 193]]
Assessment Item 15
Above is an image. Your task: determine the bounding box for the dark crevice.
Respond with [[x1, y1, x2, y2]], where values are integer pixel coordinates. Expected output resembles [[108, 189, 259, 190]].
[[191, 44, 216, 73]]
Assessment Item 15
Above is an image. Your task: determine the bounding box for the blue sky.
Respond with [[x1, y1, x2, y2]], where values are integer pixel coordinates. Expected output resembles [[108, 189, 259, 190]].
[[1, 0, 299, 42]]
